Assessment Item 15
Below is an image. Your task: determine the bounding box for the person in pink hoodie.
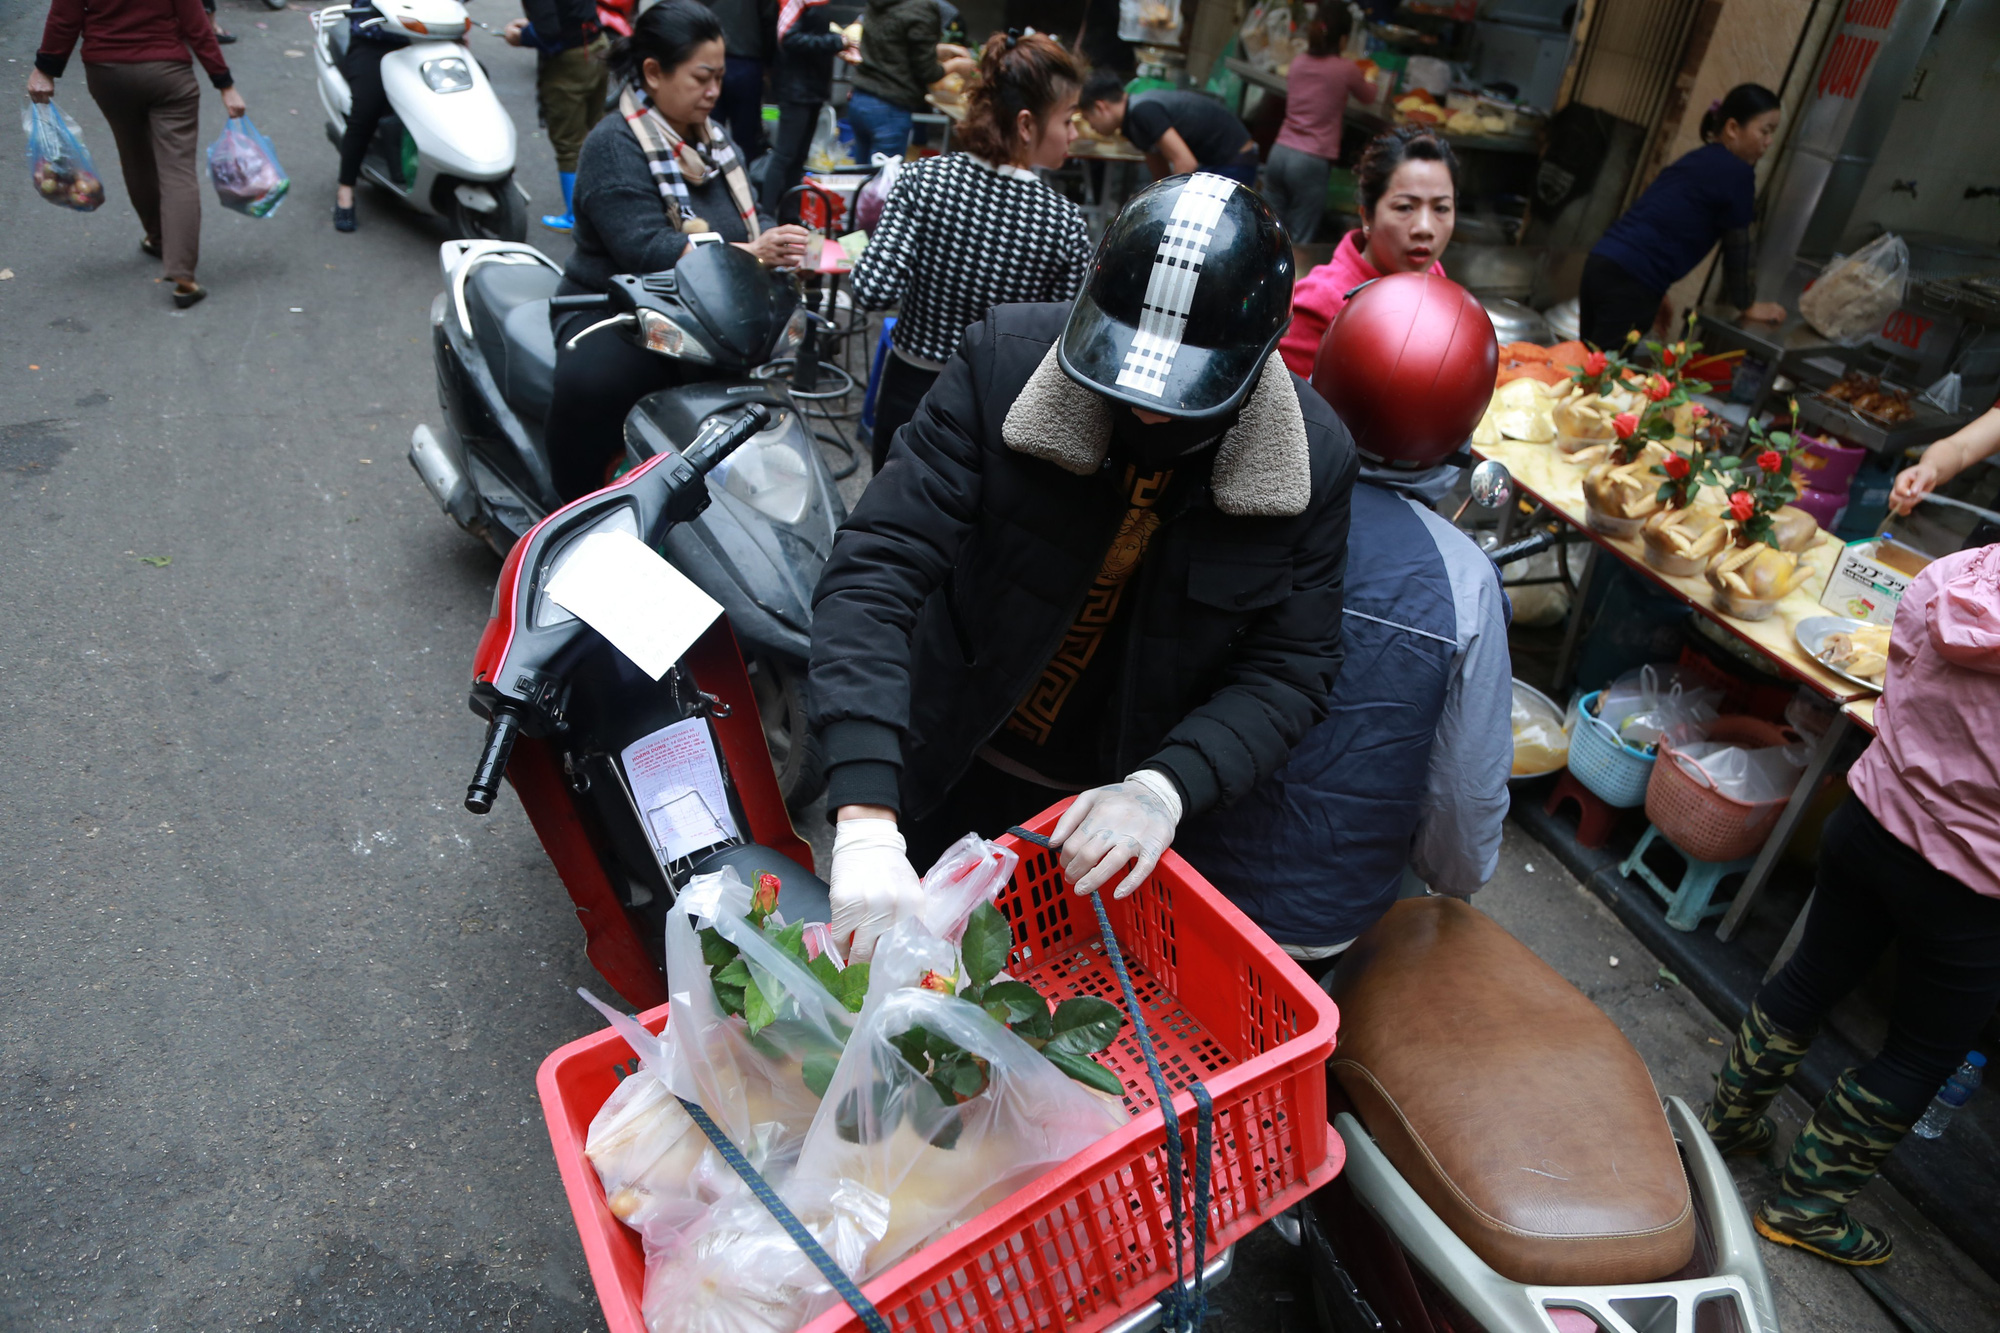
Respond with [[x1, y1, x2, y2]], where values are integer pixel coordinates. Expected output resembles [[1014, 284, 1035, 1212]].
[[1277, 126, 1455, 377], [1701, 542, 2000, 1268]]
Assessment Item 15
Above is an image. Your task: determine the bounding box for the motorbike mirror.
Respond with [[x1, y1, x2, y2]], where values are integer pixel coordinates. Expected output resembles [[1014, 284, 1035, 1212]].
[[1469, 459, 1514, 512]]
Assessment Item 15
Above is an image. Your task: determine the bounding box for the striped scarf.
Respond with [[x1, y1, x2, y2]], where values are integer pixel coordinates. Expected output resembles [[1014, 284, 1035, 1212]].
[[776, 0, 826, 39], [618, 83, 760, 239]]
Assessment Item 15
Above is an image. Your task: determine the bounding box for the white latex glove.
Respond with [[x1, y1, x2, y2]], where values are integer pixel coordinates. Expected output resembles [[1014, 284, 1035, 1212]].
[[1052, 770, 1183, 900], [828, 818, 924, 964]]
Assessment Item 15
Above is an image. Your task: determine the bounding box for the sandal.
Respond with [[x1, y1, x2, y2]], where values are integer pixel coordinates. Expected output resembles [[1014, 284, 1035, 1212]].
[[173, 281, 208, 309], [140, 235, 162, 258]]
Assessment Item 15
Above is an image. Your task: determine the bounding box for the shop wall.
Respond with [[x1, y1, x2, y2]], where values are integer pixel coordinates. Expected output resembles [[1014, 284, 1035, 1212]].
[[1842, 0, 2000, 249]]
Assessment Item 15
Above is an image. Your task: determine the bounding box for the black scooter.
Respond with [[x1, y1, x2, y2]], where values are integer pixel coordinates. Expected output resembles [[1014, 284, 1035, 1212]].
[[412, 237, 844, 810]]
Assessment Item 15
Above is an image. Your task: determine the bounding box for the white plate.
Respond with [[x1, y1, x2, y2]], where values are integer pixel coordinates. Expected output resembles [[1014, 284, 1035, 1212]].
[[1795, 614, 1885, 694]]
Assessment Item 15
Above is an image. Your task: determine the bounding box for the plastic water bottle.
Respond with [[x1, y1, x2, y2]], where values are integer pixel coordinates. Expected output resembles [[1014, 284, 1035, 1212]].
[[1912, 1052, 1987, 1139]]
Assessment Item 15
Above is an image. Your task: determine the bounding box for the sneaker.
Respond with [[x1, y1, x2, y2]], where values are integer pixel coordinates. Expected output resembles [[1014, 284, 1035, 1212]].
[[541, 212, 575, 232], [334, 204, 357, 233]]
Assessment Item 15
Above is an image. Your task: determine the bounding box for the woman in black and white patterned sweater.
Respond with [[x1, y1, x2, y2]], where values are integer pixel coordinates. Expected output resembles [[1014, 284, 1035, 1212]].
[[851, 29, 1092, 473]]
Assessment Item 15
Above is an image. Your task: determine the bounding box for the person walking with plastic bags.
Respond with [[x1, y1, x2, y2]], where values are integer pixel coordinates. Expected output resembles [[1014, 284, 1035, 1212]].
[[1700, 542, 2000, 1266], [807, 174, 1360, 963], [757, 0, 851, 217], [29, 0, 247, 308], [850, 29, 1092, 474], [1177, 274, 1512, 979], [503, 0, 609, 231]]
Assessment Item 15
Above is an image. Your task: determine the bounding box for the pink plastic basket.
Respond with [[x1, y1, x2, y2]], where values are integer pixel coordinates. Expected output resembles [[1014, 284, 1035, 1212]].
[[1644, 716, 1800, 862], [536, 800, 1343, 1333]]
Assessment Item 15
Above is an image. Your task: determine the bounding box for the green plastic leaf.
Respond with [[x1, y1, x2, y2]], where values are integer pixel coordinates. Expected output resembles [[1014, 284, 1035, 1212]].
[[699, 927, 739, 968], [833, 963, 871, 1013], [1045, 1049, 1125, 1097], [979, 980, 1049, 1027], [768, 919, 808, 965], [743, 975, 777, 1034], [959, 903, 1012, 990], [1047, 997, 1124, 1056], [802, 1052, 839, 1099]]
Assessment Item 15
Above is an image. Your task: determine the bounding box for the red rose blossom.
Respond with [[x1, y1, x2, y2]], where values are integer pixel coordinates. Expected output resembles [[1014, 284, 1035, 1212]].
[[751, 872, 782, 917], [1583, 350, 1608, 377], [1757, 449, 1783, 473], [1663, 452, 1691, 480], [1612, 411, 1640, 440], [918, 970, 955, 994], [1646, 375, 1672, 402], [1729, 490, 1756, 522], [1663, 346, 1679, 368], [1690, 403, 1709, 418]]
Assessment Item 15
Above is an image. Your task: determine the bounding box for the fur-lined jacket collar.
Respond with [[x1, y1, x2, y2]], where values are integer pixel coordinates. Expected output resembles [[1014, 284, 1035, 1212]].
[[999, 345, 1314, 518]]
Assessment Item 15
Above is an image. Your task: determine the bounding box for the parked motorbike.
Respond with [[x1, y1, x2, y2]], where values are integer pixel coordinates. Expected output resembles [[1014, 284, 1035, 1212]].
[[412, 237, 844, 810], [312, 0, 525, 240], [459, 403, 832, 1010], [1302, 897, 1777, 1333]]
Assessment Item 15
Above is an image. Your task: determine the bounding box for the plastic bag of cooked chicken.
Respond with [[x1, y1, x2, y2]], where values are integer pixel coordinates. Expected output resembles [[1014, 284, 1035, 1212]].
[[1799, 232, 1907, 344]]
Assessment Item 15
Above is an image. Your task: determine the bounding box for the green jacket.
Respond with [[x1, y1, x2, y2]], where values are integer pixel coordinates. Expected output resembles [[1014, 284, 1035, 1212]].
[[849, 0, 943, 112]]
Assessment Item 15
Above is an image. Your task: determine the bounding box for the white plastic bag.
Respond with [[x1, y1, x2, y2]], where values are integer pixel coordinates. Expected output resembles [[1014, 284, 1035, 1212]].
[[1511, 685, 1568, 776], [1669, 740, 1805, 805], [918, 832, 1018, 943], [806, 105, 847, 173], [1799, 233, 1909, 345], [789, 960, 1128, 1283]]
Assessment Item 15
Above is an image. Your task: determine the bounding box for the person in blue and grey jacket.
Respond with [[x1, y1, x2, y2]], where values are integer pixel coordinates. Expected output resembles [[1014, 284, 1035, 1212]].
[[1178, 275, 1512, 977]]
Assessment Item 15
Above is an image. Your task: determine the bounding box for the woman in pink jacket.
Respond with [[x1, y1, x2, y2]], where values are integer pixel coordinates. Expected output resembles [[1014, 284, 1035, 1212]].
[[1277, 126, 1455, 377], [1701, 543, 2000, 1267]]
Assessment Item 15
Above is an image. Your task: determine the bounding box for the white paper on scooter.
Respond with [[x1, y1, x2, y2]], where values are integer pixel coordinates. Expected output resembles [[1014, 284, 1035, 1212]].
[[622, 717, 739, 863], [544, 529, 722, 681]]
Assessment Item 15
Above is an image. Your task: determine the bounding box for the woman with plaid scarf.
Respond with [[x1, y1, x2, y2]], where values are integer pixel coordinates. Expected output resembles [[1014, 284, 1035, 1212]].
[[546, 0, 812, 501]]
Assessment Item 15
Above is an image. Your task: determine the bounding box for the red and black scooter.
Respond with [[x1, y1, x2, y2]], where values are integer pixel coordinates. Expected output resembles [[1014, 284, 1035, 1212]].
[[461, 402, 830, 1011]]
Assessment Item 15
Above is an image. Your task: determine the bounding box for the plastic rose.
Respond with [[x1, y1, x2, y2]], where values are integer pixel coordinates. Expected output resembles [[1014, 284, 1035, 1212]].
[[1612, 411, 1640, 440], [1757, 449, 1783, 473], [1729, 490, 1756, 522], [1663, 452, 1691, 480]]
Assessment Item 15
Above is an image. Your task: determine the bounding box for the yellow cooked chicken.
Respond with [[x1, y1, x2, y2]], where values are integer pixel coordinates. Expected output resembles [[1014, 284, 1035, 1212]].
[[1643, 507, 1730, 562], [1706, 543, 1815, 601], [1821, 623, 1891, 681]]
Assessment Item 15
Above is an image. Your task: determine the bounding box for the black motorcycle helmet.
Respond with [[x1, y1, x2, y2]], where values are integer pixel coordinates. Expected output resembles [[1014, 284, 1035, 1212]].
[[1059, 172, 1295, 421]]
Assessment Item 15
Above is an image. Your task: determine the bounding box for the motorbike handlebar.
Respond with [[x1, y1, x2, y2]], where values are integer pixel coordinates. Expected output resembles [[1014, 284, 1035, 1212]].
[[549, 293, 612, 312], [685, 403, 773, 476], [465, 704, 524, 814], [1487, 529, 1563, 567]]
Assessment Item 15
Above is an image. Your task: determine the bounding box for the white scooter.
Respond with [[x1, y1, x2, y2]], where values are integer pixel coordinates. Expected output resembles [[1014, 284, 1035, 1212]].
[[312, 0, 526, 240]]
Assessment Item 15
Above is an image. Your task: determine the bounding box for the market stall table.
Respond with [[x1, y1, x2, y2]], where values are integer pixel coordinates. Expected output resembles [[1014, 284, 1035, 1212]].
[[1067, 136, 1148, 236], [1474, 436, 1872, 943], [1692, 310, 1844, 435]]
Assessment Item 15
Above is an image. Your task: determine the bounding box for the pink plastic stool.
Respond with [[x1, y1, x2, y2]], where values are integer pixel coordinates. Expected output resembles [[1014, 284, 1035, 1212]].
[[1545, 770, 1623, 849]]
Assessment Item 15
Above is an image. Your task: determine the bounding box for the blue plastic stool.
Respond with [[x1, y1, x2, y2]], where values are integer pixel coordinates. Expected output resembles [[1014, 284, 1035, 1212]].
[[1620, 823, 1757, 933], [861, 316, 896, 436]]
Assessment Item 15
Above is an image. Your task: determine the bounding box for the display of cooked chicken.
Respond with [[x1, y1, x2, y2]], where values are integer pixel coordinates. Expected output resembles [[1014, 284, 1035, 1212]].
[[1823, 372, 1914, 423], [1820, 622, 1891, 682], [1478, 376, 1560, 443], [1554, 395, 1619, 454], [1767, 504, 1827, 552], [1706, 543, 1815, 601], [1643, 507, 1730, 564], [1582, 457, 1665, 520]]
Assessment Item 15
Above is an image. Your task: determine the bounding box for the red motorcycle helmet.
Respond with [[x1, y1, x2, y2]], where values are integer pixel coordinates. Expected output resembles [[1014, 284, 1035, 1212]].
[[1311, 271, 1498, 469]]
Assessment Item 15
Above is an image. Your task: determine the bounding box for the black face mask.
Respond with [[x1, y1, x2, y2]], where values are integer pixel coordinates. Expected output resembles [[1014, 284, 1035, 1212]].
[[1110, 406, 1234, 468]]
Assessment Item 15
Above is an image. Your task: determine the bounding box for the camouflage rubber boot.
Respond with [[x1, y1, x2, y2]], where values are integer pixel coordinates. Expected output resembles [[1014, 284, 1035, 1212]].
[[1702, 1003, 1815, 1157], [1754, 1070, 1915, 1266]]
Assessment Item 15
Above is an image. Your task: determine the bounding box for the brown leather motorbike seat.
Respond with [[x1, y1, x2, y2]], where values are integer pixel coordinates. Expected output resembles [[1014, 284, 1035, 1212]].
[[1328, 898, 1695, 1287]]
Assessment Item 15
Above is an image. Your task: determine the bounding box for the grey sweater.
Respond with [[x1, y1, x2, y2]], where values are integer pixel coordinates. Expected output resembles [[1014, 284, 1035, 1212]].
[[557, 115, 775, 301]]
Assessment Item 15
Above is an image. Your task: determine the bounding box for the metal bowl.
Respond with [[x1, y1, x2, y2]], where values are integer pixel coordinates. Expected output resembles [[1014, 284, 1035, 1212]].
[[1484, 297, 1550, 345]]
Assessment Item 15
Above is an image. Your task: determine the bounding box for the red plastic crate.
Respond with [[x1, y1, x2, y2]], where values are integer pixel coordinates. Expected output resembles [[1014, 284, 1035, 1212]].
[[536, 801, 1343, 1333]]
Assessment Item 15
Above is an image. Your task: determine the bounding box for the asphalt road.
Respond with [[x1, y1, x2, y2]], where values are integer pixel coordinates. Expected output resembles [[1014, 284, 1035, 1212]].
[[1, 3, 618, 1327]]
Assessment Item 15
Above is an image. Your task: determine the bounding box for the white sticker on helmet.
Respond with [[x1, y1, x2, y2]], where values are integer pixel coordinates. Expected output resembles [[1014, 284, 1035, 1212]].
[[1114, 172, 1240, 398]]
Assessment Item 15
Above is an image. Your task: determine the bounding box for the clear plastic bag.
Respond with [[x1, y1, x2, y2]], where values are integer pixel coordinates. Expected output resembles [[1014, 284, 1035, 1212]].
[[853, 156, 901, 232], [789, 944, 1128, 1283], [1511, 684, 1568, 776], [1798, 233, 1908, 345], [918, 832, 1018, 943], [207, 116, 288, 217], [1667, 738, 1805, 805], [805, 105, 846, 173], [659, 868, 864, 1171], [22, 97, 104, 212], [1119, 0, 1183, 44], [1594, 665, 1720, 750]]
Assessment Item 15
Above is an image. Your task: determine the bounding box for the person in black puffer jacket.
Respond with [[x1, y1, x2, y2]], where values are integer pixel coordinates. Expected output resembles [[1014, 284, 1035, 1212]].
[[807, 175, 1358, 966]]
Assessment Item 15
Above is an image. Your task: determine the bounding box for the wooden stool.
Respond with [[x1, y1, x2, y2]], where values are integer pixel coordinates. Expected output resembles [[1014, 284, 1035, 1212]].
[[1544, 771, 1622, 849], [1621, 824, 1757, 932]]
